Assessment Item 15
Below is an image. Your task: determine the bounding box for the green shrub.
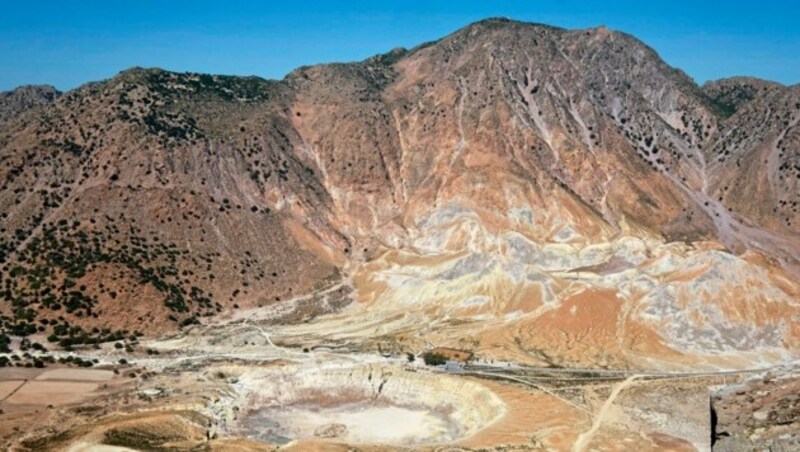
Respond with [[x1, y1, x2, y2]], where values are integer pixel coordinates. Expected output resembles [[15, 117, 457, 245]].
[[422, 352, 447, 366]]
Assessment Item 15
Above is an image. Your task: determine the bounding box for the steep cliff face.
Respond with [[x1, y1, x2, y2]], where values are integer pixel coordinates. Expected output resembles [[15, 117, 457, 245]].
[[1, 19, 798, 368]]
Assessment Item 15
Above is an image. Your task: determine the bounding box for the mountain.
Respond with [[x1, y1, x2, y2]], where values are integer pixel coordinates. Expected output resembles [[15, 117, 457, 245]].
[[1, 18, 798, 369], [0, 84, 60, 125]]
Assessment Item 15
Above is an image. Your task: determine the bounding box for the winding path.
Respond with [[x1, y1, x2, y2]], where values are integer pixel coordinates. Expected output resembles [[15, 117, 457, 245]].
[[572, 375, 638, 452]]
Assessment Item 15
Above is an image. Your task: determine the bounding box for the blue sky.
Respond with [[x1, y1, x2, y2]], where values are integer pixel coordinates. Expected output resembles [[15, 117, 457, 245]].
[[1, 1, 797, 91]]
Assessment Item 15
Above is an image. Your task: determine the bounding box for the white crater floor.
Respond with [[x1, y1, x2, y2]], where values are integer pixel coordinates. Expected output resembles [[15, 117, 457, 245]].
[[241, 402, 459, 445], [231, 362, 505, 446]]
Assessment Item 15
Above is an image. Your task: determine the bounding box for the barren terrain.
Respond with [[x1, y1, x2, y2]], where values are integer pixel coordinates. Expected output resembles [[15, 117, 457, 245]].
[[1, 18, 799, 451]]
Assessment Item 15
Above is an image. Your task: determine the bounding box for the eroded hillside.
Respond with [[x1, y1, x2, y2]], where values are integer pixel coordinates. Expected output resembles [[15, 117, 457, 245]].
[[1, 18, 798, 370]]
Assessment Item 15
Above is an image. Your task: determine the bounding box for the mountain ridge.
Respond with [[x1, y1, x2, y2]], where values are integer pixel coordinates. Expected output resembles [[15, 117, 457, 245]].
[[7, 19, 795, 100], [0, 18, 798, 370]]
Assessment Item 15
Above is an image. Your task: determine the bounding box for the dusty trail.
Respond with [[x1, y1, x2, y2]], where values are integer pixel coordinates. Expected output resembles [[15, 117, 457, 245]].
[[572, 375, 638, 452], [226, 280, 348, 323], [467, 370, 593, 416], [244, 321, 278, 349], [0, 380, 27, 403]]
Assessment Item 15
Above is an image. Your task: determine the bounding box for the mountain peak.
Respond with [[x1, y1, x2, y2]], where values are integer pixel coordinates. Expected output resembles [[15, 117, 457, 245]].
[[701, 76, 787, 117], [0, 83, 60, 123], [445, 16, 566, 44], [2, 84, 60, 95], [465, 16, 565, 32]]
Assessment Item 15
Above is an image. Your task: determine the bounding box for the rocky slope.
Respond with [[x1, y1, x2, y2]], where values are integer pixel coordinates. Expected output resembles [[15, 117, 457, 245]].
[[1, 18, 798, 369], [0, 85, 60, 126], [712, 363, 800, 450]]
